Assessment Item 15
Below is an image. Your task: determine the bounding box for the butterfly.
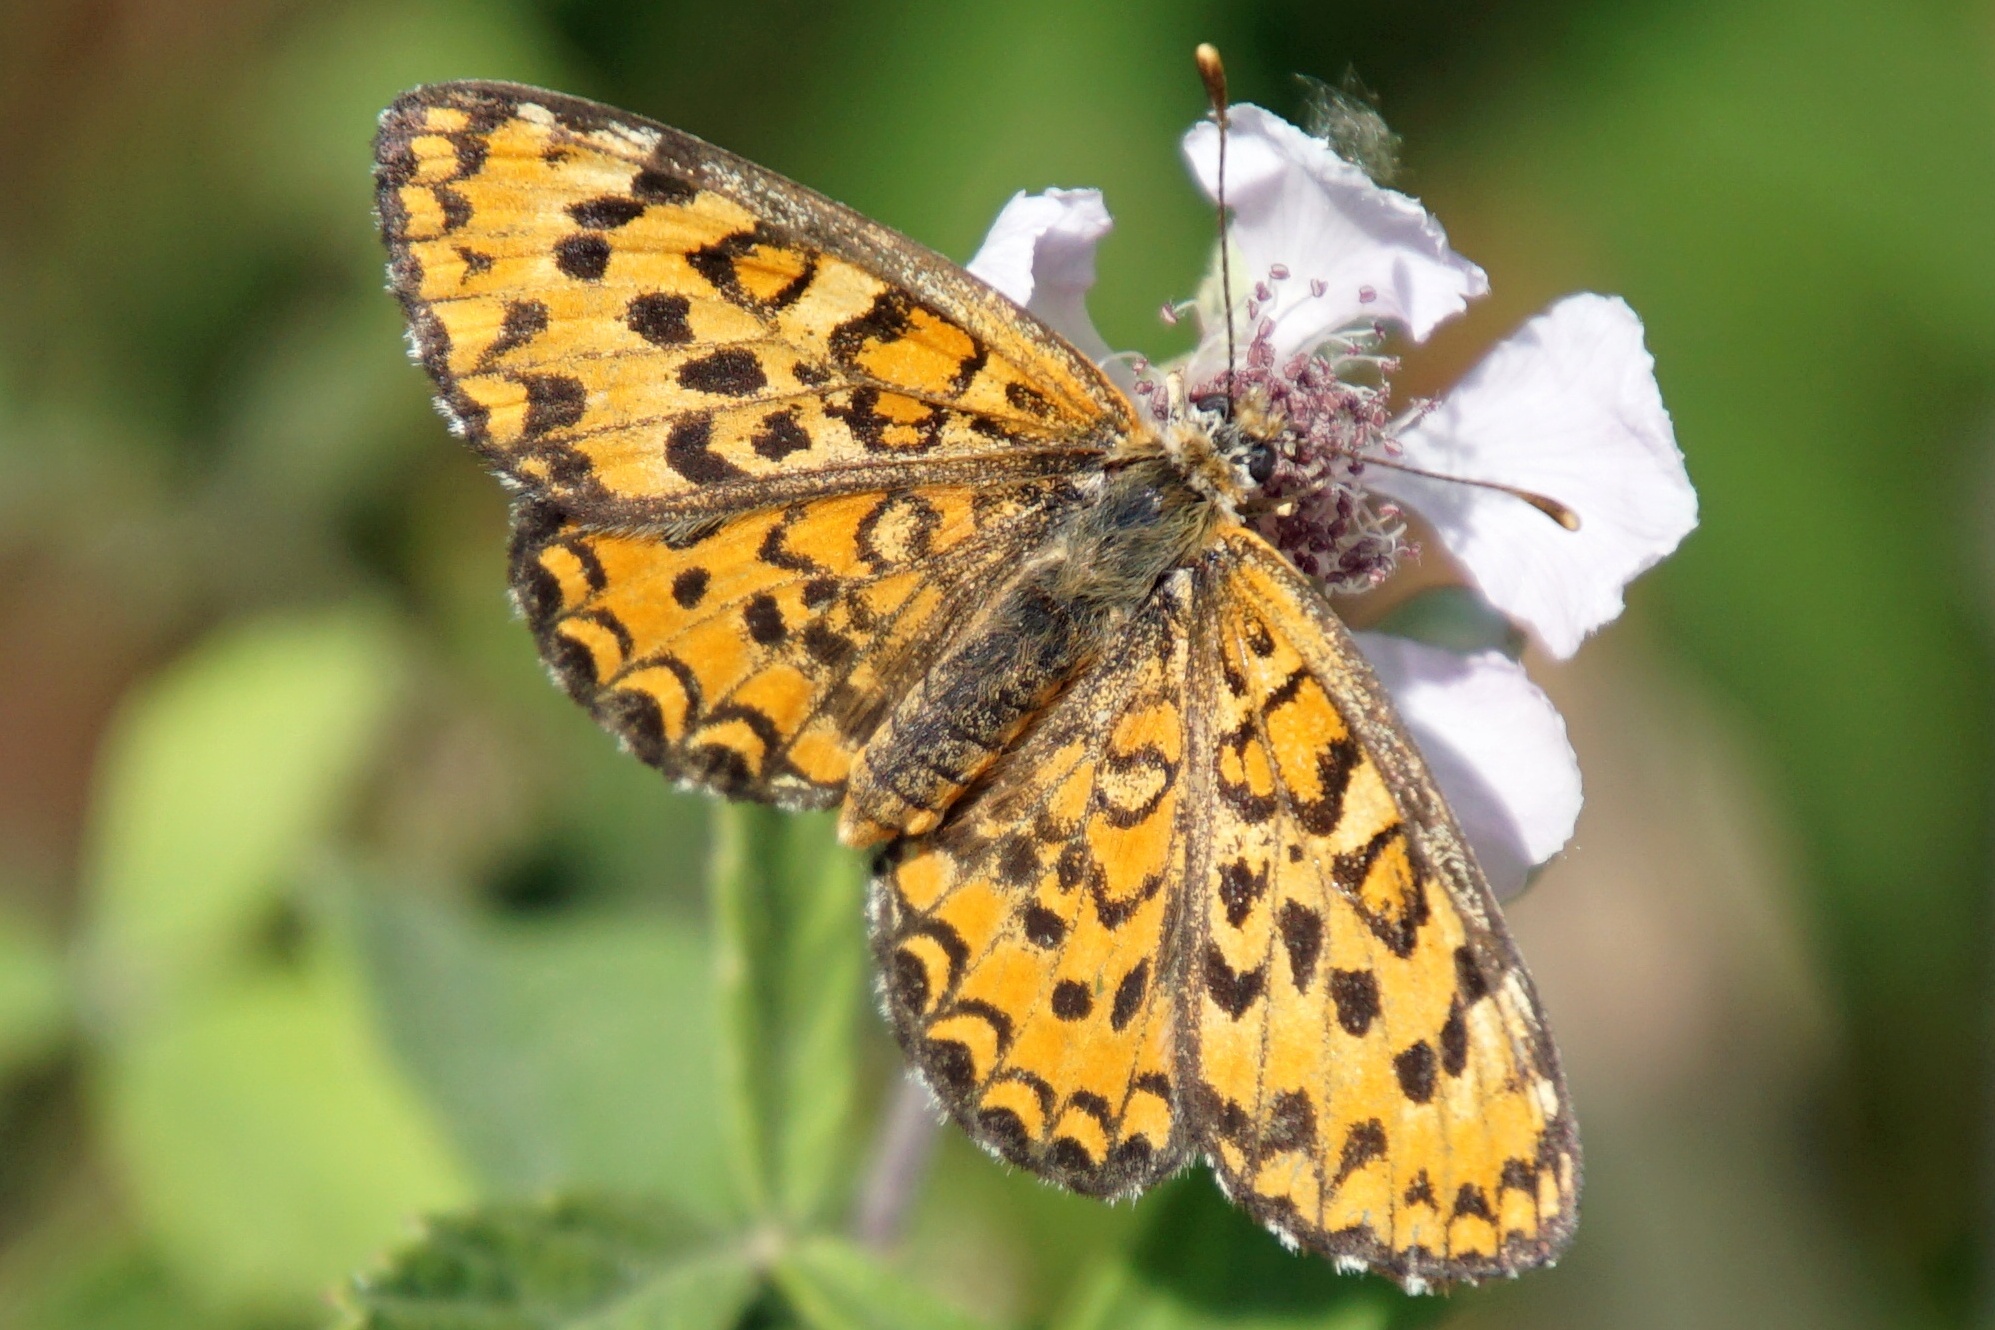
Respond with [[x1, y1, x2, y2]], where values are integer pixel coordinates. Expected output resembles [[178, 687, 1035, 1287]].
[[373, 79, 1578, 1291]]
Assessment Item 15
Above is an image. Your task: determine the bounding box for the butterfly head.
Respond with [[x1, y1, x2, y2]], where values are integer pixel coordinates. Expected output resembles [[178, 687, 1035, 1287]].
[[1152, 321, 1413, 593]]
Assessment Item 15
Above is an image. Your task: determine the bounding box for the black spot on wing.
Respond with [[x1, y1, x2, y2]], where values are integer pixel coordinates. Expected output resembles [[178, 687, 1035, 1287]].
[[568, 196, 646, 229], [743, 594, 786, 645], [595, 687, 668, 768], [1276, 901, 1322, 992], [1021, 904, 1067, 948], [976, 1106, 1029, 1163], [995, 834, 1038, 887], [1005, 380, 1053, 418], [1329, 968, 1380, 1037], [827, 288, 914, 370], [627, 292, 693, 346], [801, 621, 855, 669], [678, 348, 768, 396], [483, 300, 548, 365], [1452, 1183, 1494, 1221], [1110, 957, 1149, 1031], [521, 375, 586, 438], [1263, 1090, 1317, 1153], [1051, 980, 1093, 1021], [664, 413, 745, 484], [434, 185, 471, 232], [554, 233, 610, 280], [1217, 857, 1269, 928], [750, 407, 811, 460], [1331, 1118, 1386, 1186], [1202, 944, 1266, 1018], [1394, 1041, 1437, 1103], [1439, 997, 1469, 1076], [1455, 944, 1491, 1003], [671, 567, 709, 608], [1290, 734, 1360, 836], [687, 224, 818, 312]]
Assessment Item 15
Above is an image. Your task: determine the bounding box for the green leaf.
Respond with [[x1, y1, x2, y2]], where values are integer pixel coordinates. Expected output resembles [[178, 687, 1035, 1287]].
[[1049, 1177, 1443, 1330], [709, 805, 869, 1226], [80, 610, 404, 1028], [0, 1235, 224, 1330], [99, 929, 469, 1313], [774, 1237, 992, 1330], [338, 1195, 755, 1330], [0, 906, 67, 1074], [350, 887, 735, 1226]]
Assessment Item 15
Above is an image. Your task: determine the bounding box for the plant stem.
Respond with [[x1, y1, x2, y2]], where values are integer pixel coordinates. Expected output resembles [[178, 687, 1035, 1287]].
[[851, 1068, 942, 1250]]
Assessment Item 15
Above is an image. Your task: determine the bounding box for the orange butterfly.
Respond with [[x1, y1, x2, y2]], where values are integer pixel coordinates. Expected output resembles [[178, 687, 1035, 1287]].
[[375, 75, 1579, 1290]]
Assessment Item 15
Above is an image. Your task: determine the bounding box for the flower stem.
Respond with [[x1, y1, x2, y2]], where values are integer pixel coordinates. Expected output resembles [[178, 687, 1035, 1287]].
[[851, 1068, 942, 1251]]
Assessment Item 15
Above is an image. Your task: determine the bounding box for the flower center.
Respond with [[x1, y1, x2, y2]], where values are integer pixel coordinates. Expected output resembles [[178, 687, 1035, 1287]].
[[1133, 303, 1415, 593]]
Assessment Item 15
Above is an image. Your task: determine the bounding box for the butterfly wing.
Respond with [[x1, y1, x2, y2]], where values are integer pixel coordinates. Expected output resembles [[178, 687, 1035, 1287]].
[[375, 81, 1140, 804], [1185, 527, 1579, 1288], [872, 570, 1201, 1196], [374, 81, 1133, 525], [511, 477, 1081, 807], [873, 524, 1577, 1287]]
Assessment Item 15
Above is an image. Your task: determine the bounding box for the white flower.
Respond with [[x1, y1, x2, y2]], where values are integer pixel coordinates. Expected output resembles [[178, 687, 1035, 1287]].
[[1180, 105, 1488, 368], [966, 188, 1119, 374], [967, 103, 1697, 889], [1355, 634, 1581, 899], [1376, 293, 1697, 659]]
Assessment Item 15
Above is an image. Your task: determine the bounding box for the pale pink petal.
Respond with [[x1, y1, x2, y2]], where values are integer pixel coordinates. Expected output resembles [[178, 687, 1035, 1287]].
[[1377, 294, 1698, 659], [966, 188, 1117, 366], [1181, 104, 1486, 370], [1357, 633, 1582, 899]]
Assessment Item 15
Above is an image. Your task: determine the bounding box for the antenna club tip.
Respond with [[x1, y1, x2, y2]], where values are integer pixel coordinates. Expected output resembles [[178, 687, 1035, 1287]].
[[1195, 43, 1228, 114], [1527, 495, 1583, 531]]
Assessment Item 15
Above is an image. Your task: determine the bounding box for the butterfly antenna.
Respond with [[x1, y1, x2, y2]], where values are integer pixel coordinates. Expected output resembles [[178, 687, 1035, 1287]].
[[1196, 43, 1236, 418], [1361, 456, 1583, 530]]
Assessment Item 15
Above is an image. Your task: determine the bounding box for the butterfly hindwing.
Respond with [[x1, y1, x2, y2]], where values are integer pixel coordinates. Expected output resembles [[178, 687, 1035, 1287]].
[[375, 82, 1131, 525], [510, 479, 1079, 807], [1185, 528, 1578, 1286], [872, 572, 1201, 1197], [873, 526, 1577, 1285]]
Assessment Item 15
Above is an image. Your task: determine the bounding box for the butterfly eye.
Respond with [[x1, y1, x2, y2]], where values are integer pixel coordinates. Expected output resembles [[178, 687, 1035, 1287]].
[[1192, 392, 1230, 417], [1244, 442, 1276, 485]]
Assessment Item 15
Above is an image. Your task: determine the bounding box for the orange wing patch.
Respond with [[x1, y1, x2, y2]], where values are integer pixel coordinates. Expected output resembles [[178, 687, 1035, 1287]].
[[1185, 529, 1578, 1289], [375, 83, 1134, 523], [512, 480, 1073, 806], [873, 574, 1200, 1197]]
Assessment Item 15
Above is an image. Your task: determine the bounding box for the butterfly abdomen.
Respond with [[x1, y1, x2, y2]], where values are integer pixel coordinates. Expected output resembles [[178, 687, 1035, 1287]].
[[840, 464, 1213, 845]]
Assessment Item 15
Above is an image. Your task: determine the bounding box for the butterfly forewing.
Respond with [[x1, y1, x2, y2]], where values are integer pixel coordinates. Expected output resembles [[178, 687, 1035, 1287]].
[[374, 82, 1131, 525]]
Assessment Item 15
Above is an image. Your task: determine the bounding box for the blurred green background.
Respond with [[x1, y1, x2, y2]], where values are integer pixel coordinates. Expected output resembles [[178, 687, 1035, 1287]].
[[0, 0, 1990, 1326]]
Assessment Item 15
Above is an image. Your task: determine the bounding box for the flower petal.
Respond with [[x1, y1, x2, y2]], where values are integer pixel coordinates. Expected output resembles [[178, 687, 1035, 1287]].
[[966, 188, 1117, 366], [1377, 294, 1698, 659], [1181, 104, 1486, 366], [1356, 632, 1582, 899]]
